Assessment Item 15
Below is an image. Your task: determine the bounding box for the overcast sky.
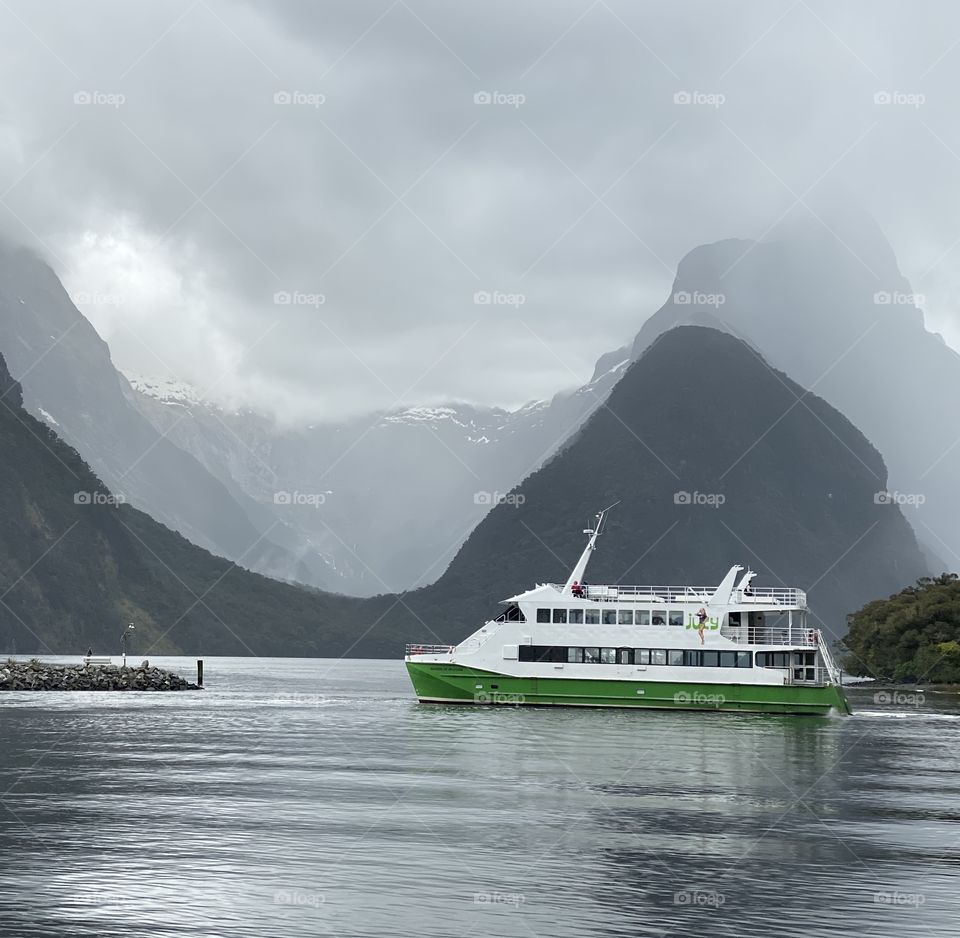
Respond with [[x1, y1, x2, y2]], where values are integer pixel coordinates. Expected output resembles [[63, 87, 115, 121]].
[[1, 0, 959, 421]]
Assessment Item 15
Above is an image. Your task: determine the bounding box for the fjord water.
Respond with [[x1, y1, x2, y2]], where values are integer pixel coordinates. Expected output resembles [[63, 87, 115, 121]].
[[0, 659, 957, 938]]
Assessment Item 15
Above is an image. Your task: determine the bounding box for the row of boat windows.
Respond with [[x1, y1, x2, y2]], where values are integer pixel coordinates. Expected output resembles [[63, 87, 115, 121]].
[[518, 646, 754, 667], [536, 608, 686, 626], [517, 648, 818, 667]]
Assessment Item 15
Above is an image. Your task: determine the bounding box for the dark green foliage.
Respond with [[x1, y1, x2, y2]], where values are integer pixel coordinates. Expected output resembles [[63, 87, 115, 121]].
[[842, 574, 960, 682], [0, 351, 392, 657]]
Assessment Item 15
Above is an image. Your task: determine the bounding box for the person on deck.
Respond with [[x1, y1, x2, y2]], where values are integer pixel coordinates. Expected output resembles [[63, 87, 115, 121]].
[[696, 608, 708, 645], [571, 581, 584, 598]]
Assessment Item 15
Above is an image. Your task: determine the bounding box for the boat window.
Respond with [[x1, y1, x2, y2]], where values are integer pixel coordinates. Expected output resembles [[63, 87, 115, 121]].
[[635, 610, 650, 626], [536, 608, 550, 623], [618, 610, 634, 625], [600, 648, 617, 664], [757, 652, 789, 668], [634, 649, 650, 664], [669, 611, 684, 627], [568, 609, 584, 624], [617, 648, 632, 664], [650, 649, 667, 665], [652, 610, 667, 626], [553, 609, 567, 624], [568, 647, 584, 663], [683, 650, 700, 667], [518, 645, 533, 662], [585, 609, 600, 624], [702, 651, 719, 667], [668, 650, 684, 666], [602, 610, 618, 625], [584, 647, 600, 663], [737, 651, 752, 668], [719, 651, 737, 668]]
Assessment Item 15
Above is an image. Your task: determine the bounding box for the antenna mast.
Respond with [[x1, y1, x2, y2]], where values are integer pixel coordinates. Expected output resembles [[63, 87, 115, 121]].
[[562, 501, 620, 594]]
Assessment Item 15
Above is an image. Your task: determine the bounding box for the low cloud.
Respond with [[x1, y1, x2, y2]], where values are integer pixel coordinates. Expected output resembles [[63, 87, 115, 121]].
[[0, 0, 957, 419]]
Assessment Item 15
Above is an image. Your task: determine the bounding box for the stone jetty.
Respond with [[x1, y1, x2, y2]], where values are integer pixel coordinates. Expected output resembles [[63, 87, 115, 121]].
[[0, 659, 201, 691]]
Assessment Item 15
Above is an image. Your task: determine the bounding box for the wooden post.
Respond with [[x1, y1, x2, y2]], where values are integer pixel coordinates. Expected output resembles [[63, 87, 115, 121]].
[[197, 659, 204, 687]]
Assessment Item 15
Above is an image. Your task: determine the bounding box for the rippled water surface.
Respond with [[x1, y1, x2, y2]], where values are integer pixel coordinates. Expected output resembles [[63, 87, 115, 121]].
[[1, 657, 958, 937]]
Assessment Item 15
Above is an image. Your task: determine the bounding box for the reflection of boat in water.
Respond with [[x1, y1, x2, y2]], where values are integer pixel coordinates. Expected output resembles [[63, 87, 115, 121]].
[[405, 506, 851, 715]]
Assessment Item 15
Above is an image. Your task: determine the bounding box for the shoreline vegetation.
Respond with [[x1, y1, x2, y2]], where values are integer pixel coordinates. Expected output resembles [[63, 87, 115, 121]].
[[842, 574, 960, 684], [1, 658, 201, 691]]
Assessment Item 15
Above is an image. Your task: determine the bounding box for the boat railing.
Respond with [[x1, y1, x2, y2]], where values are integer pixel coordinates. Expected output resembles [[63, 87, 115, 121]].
[[818, 638, 843, 685], [405, 644, 455, 657], [764, 665, 832, 687], [720, 625, 822, 647], [549, 584, 806, 606]]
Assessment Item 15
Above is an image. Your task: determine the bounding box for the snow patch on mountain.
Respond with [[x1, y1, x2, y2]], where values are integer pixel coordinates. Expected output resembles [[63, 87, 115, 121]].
[[122, 372, 209, 407], [37, 406, 59, 427], [382, 406, 469, 426]]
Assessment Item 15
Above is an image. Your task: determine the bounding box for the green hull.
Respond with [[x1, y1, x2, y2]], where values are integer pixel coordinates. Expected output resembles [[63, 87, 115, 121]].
[[406, 662, 852, 716]]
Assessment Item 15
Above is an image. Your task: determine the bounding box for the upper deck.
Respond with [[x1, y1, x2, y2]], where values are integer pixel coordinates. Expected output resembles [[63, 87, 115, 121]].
[[543, 583, 807, 608]]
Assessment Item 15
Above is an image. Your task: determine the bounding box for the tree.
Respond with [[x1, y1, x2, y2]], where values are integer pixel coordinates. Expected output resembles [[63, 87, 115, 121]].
[[843, 573, 960, 682]]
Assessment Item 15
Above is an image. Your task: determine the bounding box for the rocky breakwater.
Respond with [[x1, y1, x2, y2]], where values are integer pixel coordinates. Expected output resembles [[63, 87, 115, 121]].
[[0, 659, 201, 691]]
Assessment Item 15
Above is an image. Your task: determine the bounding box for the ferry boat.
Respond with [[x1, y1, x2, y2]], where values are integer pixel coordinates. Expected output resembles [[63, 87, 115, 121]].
[[405, 507, 851, 716]]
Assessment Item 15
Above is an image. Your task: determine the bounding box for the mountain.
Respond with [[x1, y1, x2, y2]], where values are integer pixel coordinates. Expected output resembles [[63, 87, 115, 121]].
[[0, 349, 370, 657], [0, 327, 928, 656], [391, 326, 930, 641], [123, 377, 536, 594], [608, 216, 960, 569], [122, 354, 628, 596], [0, 241, 334, 590], [8, 216, 945, 612], [120, 214, 957, 600]]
